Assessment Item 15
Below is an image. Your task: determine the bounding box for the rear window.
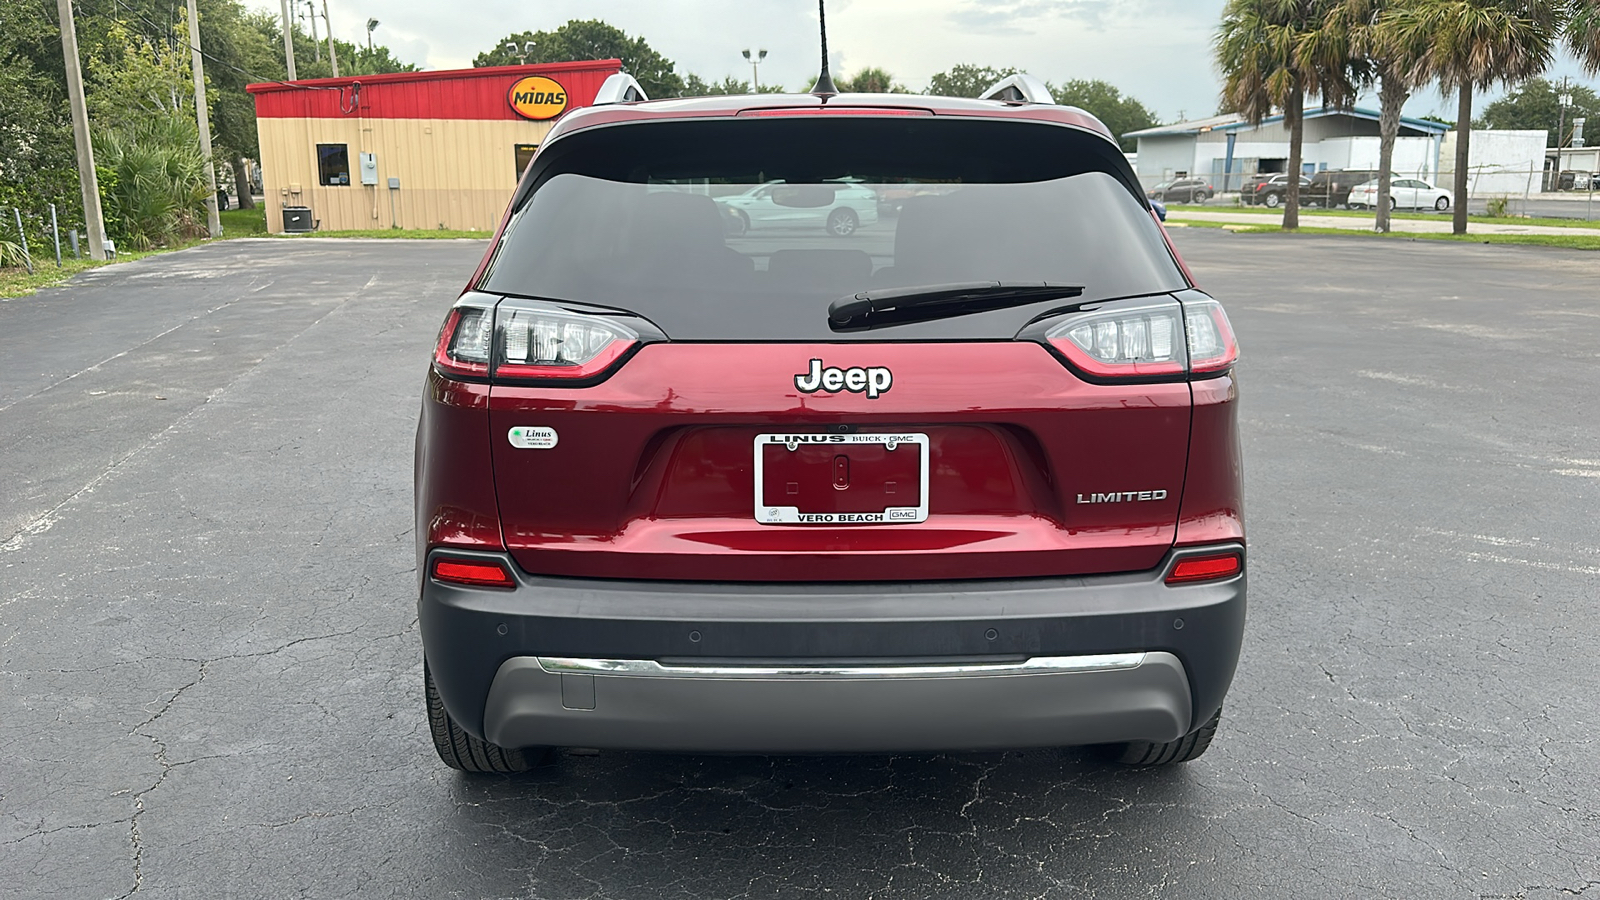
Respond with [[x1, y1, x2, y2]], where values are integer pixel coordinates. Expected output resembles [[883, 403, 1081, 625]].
[[481, 117, 1186, 341]]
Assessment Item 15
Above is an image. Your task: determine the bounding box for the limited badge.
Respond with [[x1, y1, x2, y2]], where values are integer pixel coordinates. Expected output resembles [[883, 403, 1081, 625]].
[[508, 426, 558, 449]]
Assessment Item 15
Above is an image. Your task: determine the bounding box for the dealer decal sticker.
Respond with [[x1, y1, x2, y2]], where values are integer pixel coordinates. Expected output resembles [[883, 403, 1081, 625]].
[[508, 426, 559, 449]]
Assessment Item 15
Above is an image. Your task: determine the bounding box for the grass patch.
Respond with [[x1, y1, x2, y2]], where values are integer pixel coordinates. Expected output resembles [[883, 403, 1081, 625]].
[[1166, 203, 1600, 230], [220, 207, 268, 236], [1169, 218, 1600, 250]]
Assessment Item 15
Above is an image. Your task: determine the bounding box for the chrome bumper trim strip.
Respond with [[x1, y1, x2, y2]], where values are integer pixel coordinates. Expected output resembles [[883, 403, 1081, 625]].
[[535, 652, 1147, 680]]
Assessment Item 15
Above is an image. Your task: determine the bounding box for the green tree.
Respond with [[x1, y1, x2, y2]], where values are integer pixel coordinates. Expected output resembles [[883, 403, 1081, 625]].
[[835, 67, 910, 93], [1051, 79, 1161, 151], [1481, 76, 1600, 144], [1313, 0, 1431, 232], [1388, 0, 1561, 234], [925, 64, 1018, 97], [682, 73, 749, 95], [474, 20, 684, 99], [1216, 0, 1352, 230]]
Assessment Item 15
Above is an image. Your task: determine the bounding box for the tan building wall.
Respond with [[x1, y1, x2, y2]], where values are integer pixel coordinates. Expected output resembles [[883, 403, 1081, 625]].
[[256, 116, 556, 233]]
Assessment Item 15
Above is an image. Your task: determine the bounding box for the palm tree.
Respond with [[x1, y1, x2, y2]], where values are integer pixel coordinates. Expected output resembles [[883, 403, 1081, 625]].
[[1389, 0, 1560, 234], [1315, 0, 1431, 232], [1216, 0, 1352, 230]]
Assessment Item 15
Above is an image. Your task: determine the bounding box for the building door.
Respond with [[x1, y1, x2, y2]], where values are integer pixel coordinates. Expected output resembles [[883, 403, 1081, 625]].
[[515, 144, 540, 178]]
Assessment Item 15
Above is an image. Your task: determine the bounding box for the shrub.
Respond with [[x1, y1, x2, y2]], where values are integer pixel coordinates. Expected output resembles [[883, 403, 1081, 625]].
[[96, 118, 209, 251], [1485, 196, 1509, 218], [0, 237, 25, 269]]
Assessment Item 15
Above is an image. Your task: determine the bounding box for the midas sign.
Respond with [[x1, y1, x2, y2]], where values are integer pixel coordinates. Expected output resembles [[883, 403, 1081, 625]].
[[508, 75, 568, 120]]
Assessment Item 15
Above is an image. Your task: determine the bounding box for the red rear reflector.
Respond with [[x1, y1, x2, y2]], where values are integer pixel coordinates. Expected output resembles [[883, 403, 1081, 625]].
[[738, 107, 932, 117], [432, 558, 515, 588], [1166, 552, 1242, 584]]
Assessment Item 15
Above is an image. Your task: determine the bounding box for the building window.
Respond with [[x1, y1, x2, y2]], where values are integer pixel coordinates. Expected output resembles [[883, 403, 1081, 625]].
[[515, 143, 540, 178], [317, 144, 351, 186]]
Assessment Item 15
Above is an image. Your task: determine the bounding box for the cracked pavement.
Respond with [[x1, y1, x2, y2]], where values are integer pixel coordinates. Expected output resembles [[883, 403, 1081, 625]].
[[1, 234, 1596, 898]]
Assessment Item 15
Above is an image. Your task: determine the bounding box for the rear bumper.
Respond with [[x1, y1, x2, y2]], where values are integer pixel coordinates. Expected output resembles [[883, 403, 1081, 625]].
[[419, 545, 1246, 753]]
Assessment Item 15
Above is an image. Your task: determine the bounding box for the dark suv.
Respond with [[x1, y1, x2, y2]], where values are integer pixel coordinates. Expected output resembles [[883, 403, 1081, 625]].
[[1307, 169, 1377, 208], [1243, 173, 1312, 207], [417, 74, 1246, 773]]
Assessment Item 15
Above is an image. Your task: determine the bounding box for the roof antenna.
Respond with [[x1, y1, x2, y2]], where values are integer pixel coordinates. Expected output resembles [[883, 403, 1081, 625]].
[[810, 0, 838, 95]]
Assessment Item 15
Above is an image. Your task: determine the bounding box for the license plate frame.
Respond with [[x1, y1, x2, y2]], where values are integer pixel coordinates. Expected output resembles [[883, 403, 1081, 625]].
[[753, 432, 930, 525]]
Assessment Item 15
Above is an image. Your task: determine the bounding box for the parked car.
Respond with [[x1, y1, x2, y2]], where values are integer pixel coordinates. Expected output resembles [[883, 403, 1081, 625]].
[[1150, 197, 1168, 220], [1305, 169, 1378, 208], [1147, 177, 1212, 204], [417, 74, 1244, 773], [1346, 177, 1453, 211], [717, 179, 880, 236], [1243, 173, 1313, 208]]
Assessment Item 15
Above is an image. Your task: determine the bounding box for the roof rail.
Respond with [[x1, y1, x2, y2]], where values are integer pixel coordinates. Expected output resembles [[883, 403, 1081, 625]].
[[978, 73, 1054, 105], [594, 73, 649, 105]]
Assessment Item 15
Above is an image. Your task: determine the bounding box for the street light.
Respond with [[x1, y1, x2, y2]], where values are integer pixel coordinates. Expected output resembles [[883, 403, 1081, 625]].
[[742, 48, 768, 91], [505, 40, 536, 65], [366, 18, 378, 53]]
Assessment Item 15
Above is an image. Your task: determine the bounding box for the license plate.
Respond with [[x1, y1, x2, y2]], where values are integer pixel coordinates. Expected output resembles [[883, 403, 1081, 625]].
[[753, 432, 929, 525]]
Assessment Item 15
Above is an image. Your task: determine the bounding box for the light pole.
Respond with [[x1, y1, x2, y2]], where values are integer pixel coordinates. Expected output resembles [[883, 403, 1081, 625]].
[[742, 48, 767, 91], [366, 18, 378, 53]]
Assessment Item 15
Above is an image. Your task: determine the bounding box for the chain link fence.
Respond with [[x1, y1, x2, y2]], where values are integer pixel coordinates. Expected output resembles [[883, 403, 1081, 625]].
[[1137, 164, 1599, 220]]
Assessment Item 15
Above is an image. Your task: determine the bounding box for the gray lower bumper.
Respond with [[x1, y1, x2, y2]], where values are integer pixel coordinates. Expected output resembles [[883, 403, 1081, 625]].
[[483, 651, 1192, 753]]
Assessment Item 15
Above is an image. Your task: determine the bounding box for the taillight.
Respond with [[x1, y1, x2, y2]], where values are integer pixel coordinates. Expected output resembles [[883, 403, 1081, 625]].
[[1042, 297, 1237, 381], [1183, 299, 1239, 373], [1166, 551, 1242, 585], [432, 557, 515, 588], [1045, 301, 1187, 378], [494, 306, 638, 380], [433, 307, 493, 378]]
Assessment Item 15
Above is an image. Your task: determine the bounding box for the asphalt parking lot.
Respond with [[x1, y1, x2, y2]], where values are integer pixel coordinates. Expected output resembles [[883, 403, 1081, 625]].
[[3, 231, 1597, 899]]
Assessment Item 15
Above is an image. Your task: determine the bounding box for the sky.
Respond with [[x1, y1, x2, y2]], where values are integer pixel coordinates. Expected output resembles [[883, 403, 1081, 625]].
[[259, 0, 1600, 126]]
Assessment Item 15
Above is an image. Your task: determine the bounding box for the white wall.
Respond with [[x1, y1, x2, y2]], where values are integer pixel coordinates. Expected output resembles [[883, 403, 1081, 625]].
[[1320, 137, 1440, 178], [1134, 135, 1198, 182], [1439, 130, 1548, 195]]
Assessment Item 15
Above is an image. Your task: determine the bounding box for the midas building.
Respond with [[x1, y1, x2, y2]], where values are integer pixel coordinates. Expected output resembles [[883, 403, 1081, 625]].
[[247, 60, 621, 234]]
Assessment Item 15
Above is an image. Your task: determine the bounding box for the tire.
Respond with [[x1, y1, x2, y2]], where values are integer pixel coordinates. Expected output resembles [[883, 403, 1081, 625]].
[[1195, 191, 1209, 204], [826, 207, 858, 236], [1388, 197, 1397, 210], [1106, 707, 1221, 766], [425, 661, 551, 773], [728, 210, 749, 237], [1434, 196, 1449, 211], [1264, 192, 1281, 208]]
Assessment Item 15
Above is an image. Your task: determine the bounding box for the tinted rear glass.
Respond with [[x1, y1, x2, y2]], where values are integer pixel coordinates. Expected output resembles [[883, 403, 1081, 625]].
[[482, 117, 1186, 341]]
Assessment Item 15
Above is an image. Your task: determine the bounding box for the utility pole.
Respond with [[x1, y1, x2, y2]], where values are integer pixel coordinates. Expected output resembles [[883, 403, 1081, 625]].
[[55, 0, 108, 261], [304, 0, 321, 63], [187, 0, 222, 238], [279, 0, 297, 80], [323, 0, 338, 77], [1558, 76, 1572, 150]]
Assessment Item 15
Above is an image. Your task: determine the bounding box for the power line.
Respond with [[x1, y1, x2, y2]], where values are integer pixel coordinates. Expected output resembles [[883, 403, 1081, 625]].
[[102, 0, 348, 93]]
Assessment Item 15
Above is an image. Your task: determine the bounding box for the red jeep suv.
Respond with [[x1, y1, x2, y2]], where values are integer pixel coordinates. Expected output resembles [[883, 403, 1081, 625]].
[[416, 74, 1245, 772]]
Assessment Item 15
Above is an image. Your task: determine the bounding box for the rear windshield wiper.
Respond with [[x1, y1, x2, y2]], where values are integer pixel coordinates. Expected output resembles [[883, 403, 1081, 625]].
[[828, 282, 1085, 332]]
